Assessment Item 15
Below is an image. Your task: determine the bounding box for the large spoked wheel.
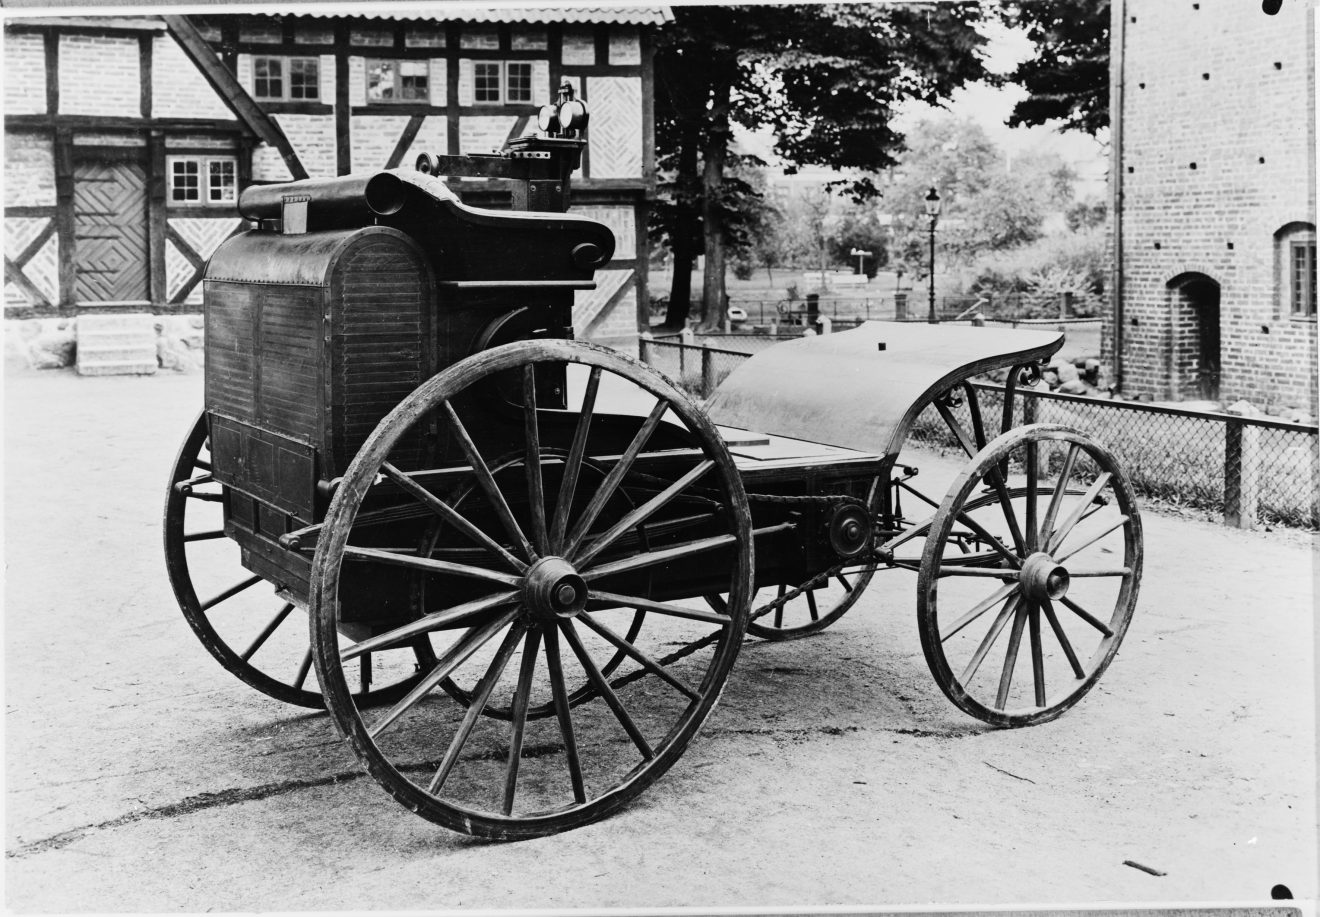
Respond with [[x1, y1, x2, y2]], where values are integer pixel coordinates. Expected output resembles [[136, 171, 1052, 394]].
[[918, 424, 1142, 727], [744, 481, 881, 641], [310, 340, 754, 838], [164, 413, 437, 708]]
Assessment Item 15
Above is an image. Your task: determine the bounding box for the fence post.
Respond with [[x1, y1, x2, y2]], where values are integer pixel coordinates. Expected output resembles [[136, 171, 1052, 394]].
[[1223, 418, 1260, 529], [1022, 389, 1038, 426], [894, 292, 908, 321], [679, 327, 694, 376], [639, 330, 653, 366], [819, 315, 832, 334], [701, 343, 716, 397]]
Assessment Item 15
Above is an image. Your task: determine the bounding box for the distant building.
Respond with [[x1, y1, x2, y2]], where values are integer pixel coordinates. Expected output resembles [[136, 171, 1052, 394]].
[[3, 7, 667, 343], [1108, 0, 1316, 410]]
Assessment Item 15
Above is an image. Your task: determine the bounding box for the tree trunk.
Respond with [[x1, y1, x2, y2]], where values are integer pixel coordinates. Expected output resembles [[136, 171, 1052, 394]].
[[663, 133, 701, 330], [697, 78, 733, 333]]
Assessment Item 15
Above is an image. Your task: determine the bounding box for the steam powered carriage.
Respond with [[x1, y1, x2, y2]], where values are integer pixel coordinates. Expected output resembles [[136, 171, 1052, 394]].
[[165, 89, 1143, 839]]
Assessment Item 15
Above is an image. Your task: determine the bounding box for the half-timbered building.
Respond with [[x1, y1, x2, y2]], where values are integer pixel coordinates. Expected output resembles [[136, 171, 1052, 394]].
[[4, 6, 665, 344]]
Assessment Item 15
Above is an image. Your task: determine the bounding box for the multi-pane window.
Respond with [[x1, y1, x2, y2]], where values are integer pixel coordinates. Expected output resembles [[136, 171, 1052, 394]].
[[474, 61, 502, 102], [366, 60, 430, 102], [253, 56, 320, 101], [169, 157, 237, 205], [505, 62, 533, 103], [1292, 241, 1316, 317], [473, 61, 535, 104]]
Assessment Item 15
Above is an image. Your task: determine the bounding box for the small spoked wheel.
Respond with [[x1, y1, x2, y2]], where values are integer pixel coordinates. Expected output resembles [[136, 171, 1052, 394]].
[[164, 413, 437, 708], [310, 340, 753, 838], [917, 424, 1142, 727], [744, 483, 881, 641]]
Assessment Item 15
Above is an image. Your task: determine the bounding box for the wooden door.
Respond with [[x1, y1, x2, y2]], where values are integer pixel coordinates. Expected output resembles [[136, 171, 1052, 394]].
[[73, 158, 150, 303]]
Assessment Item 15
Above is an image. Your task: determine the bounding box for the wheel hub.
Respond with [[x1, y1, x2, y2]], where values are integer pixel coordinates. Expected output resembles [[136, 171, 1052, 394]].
[[1019, 551, 1070, 601], [522, 556, 588, 619]]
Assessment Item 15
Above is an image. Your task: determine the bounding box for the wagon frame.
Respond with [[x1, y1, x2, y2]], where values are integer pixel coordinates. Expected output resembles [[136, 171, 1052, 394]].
[[164, 95, 1143, 839]]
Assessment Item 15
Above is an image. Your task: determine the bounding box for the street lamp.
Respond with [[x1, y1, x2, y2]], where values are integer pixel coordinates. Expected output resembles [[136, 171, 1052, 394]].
[[924, 186, 941, 324], [849, 247, 872, 277]]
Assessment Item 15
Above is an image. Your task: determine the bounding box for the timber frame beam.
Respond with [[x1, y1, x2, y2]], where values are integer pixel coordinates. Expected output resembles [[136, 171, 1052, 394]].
[[162, 14, 309, 181]]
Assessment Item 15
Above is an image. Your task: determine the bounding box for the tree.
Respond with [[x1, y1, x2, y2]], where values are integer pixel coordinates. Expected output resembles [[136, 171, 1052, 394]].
[[998, 0, 1110, 135], [651, 4, 989, 330]]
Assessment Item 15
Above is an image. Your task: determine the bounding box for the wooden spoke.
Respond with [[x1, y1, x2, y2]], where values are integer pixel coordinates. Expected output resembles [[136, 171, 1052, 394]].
[[522, 365, 550, 555], [1055, 515, 1131, 564], [343, 545, 522, 588], [368, 610, 520, 740], [563, 399, 669, 557], [806, 589, 819, 622], [200, 575, 263, 612], [544, 624, 586, 803], [551, 365, 601, 553], [1046, 472, 1112, 555], [502, 628, 543, 816], [293, 646, 314, 690], [440, 400, 537, 562], [583, 531, 738, 581], [588, 589, 732, 626], [995, 601, 1029, 709], [572, 460, 714, 568], [893, 480, 1021, 568], [1058, 595, 1115, 637], [341, 591, 520, 661], [774, 583, 786, 628], [560, 620, 654, 761], [183, 529, 227, 543], [427, 624, 526, 794], [576, 613, 700, 701], [1066, 567, 1132, 577], [933, 401, 1027, 556], [1041, 598, 1086, 679], [837, 573, 853, 592], [1025, 440, 1039, 553], [1028, 602, 1046, 707], [360, 653, 372, 693], [940, 582, 1019, 642], [380, 462, 527, 573], [193, 458, 212, 472], [958, 595, 1020, 686], [934, 399, 979, 460], [184, 490, 224, 503], [240, 602, 296, 661], [1038, 443, 1081, 545]]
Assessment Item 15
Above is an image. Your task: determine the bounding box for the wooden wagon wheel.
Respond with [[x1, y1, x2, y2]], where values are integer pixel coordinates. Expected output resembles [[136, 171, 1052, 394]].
[[917, 424, 1142, 727], [426, 448, 648, 720], [164, 413, 437, 709], [310, 340, 753, 838]]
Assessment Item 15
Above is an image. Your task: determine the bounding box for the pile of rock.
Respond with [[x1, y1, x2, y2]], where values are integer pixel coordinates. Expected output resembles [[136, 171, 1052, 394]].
[[1040, 356, 1103, 396], [5, 314, 205, 374]]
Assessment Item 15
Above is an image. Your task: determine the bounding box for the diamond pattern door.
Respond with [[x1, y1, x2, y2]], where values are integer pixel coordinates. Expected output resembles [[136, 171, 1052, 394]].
[[73, 160, 150, 303]]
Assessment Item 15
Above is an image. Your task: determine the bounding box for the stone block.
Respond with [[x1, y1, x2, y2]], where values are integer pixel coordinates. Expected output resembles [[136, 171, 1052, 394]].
[[76, 313, 157, 376]]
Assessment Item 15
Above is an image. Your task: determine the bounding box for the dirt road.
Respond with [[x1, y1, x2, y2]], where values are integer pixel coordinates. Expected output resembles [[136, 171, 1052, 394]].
[[4, 367, 1315, 911]]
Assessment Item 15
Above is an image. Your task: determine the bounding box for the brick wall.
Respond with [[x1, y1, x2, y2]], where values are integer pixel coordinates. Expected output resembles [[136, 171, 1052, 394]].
[[152, 35, 232, 120], [1114, 0, 1317, 411], [350, 114, 410, 170], [4, 31, 47, 115], [272, 113, 337, 178], [59, 34, 139, 117], [4, 132, 55, 207]]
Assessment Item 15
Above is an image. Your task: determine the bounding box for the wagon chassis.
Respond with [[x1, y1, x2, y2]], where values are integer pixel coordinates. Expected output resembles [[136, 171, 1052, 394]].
[[164, 94, 1142, 839]]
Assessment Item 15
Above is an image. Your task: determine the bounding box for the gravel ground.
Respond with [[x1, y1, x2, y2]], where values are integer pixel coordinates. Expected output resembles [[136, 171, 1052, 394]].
[[4, 366, 1316, 912]]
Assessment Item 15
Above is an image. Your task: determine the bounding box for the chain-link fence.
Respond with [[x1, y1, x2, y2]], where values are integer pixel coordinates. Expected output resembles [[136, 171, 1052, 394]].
[[636, 336, 1319, 531], [909, 384, 1320, 531]]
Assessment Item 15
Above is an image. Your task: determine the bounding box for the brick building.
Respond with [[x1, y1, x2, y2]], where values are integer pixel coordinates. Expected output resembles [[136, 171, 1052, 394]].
[[3, 6, 666, 343], [1108, 0, 1317, 411]]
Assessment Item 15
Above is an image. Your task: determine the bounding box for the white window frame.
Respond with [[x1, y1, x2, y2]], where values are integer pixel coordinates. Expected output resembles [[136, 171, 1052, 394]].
[[472, 60, 535, 105], [365, 59, 431, 103], [168, 156, 238, 206], [252, 55, 321, 102]]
